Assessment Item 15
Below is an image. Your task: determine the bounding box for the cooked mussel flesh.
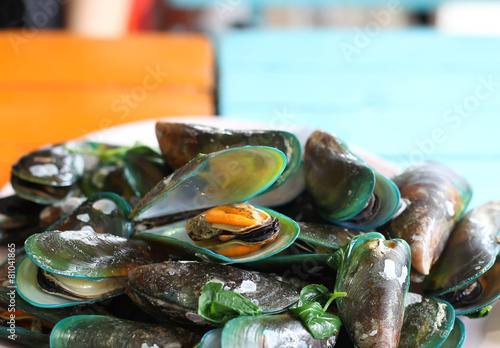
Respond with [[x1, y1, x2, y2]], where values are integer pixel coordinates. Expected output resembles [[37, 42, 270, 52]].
[[186, 203, 280, 257]]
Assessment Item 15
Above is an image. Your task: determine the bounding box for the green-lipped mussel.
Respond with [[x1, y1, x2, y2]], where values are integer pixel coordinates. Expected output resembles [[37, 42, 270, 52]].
[[11, 143, 84, 204], [5, 122, 500, 347], [186, 203, 280, 257], [423, 201, 500, 315], [304, 130, 400, 230], [132, 146, 299, 263], [50, 315, 202, 348], [11, 141, 171, 206], [17, 230, 166, 307], [126, 261, 299, 326], [384, 161, 472, 278], [220, 314, 338, 347], [334, 232, 411, 347]]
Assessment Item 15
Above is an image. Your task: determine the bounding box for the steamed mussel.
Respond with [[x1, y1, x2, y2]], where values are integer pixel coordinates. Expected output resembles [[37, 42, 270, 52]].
[[423, 201, 500, 316], [4, 121, 498, 348], [186, 203, 280, 257], [126, 261, 300, 326], [304, 130, 400, 230], [384, 161, 472, 279]]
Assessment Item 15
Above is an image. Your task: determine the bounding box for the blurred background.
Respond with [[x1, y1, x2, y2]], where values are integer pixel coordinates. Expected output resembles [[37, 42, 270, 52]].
[[1, 0, 500, 209], [1, 2, 500, 346]]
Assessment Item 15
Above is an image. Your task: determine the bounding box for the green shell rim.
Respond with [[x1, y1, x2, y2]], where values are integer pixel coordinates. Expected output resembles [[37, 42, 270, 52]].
[[131, 146, 287, 221], [332, 171, 400, 230]]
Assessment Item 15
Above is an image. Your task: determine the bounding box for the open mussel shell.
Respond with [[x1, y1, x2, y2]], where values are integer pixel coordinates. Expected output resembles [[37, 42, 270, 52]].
[[440, 318, 466, 348], [336, 233, 410, 348], [131, 146, 286, 222], [25, 230, 164, 279], [398, 293, 455, 348], [424, 201, 500, 296], [384, 161, 472, 277], [304, 130, 400, 230], [136, 206, 299, 263], [15, 256, 126, 308], [126, 261, 299, 326], [0, 327, 50, 348], [248, 162, 306, 207], [155, 122, 302, 193], [11, 143, 85, 204], [47, 192, 134, 238], [50, 315, 202, 348], [437, 254, 500, 315], [221, 314, 339, 348]]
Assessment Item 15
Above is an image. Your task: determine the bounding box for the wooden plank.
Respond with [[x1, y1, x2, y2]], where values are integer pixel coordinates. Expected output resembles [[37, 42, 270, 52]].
[[1, 31, 213, 89], [0, 31, 215, 187]]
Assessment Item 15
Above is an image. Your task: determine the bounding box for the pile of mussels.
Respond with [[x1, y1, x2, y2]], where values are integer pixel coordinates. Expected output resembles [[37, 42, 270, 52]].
[[0, 122, 498, 347]]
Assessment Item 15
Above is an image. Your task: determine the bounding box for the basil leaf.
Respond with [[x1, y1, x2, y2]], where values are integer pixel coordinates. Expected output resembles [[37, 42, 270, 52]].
[[198, 282, 262, 324], [290, 302, 342, 339], [466, 305, 492, 319], [298, 284, 332, 307], [327, 246, 345, 270]]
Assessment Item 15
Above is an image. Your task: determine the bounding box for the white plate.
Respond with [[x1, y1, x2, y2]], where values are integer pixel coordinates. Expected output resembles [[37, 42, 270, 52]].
[[1, 116, 498, 348]]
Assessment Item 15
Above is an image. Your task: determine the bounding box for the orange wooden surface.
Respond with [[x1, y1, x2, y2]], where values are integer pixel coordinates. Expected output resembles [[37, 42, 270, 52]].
[[0, 31, 214, 188]]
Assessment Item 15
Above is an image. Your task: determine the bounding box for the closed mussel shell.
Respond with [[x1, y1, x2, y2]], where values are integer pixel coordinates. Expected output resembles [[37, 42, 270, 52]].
[[11, 143, 84, 204], [50, 315, 202, 348], [304, 130, 399, 230], [398, 293, 455, 348], [336, 235, 410, 348], [126, 261, 299, 326], [155, 122, 301, 193], [47, 192, 134, 238], [438, 254, 500, 315], [384, 161, 472, 277], [424, 201, 500, 296], [221, 314, 338, 348], [304, 130, 374, 221]]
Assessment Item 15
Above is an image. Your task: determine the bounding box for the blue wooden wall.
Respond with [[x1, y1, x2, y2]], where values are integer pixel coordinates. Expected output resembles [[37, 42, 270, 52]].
[[217, 29, 500, 208]]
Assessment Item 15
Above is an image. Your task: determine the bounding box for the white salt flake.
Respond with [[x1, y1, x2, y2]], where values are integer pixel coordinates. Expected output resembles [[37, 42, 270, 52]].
[[29, 164, 59, 177], [92, 199, 117, 215]]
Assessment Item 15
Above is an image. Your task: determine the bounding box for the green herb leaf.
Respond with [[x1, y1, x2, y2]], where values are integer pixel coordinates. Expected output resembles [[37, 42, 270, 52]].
[[466, 305, 492, 319], [198, 283, 262, 324], [290, 302, 342, 339], [327, 246, 346, 270], [297, 284, 332, 307]]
